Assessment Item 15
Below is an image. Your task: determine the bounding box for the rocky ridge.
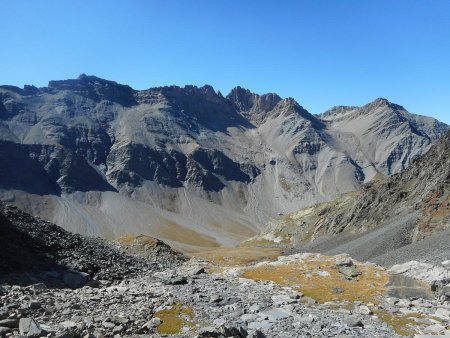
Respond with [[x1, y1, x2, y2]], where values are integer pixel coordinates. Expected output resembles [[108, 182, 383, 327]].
[[0, 202, 186, 286], [249, 130, 450, 266]]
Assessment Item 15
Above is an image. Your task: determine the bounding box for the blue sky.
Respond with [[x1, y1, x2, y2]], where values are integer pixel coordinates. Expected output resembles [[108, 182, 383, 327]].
[[1, 1, 449, 123]]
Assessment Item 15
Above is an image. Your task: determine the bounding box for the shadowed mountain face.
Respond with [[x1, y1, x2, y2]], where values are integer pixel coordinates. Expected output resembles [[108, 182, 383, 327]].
[[0, 75, 447, 250]]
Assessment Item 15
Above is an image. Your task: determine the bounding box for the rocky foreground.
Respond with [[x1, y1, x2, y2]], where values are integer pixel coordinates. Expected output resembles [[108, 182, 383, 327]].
[[2, 203, 450, 337], [4, 252, 450, 338], [0, 257, 397, 338]]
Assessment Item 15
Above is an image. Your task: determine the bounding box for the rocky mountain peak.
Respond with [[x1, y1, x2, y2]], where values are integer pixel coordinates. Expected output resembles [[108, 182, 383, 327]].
[[271, 97, 324, 128], [48, 74, 137, 106], [361, 97, 406, 113], [226, 87, 282, 125], [320, 105, 359, 119]]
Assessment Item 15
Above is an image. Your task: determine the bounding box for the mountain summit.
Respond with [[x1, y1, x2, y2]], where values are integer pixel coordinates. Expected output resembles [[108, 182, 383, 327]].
[[0, 75, 447, 250]]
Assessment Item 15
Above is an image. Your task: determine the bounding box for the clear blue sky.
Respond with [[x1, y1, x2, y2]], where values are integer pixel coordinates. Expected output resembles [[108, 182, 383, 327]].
[[1, 0, 449, 123]]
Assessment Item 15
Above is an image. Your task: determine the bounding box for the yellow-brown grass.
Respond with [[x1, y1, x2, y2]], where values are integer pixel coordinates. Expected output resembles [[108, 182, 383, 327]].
[[155, 220, 221, 248], [117, 234, 159, 246], [241, 257, 388, 304], [372, 311, 436, 336], [154, 304, 195, 334], [192, 246, 282, 266]]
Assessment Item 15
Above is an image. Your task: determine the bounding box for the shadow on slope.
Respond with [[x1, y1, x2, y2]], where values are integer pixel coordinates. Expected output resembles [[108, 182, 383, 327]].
[[0, 141, 116, 195]]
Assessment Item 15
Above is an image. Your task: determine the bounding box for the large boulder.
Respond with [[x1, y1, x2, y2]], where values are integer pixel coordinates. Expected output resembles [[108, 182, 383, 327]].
[[19, 317, 44, 338], [63, 271, 90, 289]]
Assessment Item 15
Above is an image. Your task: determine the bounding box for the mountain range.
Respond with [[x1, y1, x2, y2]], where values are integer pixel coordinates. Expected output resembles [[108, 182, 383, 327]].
[[0, 74, 447, 251]]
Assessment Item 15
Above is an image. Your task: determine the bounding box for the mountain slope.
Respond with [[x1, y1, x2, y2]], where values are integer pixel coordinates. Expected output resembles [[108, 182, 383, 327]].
[[0, 75, 447, 250], [0, 201, 185, 285], [251, 130, 450, 265], [321, 98, 448, 175]]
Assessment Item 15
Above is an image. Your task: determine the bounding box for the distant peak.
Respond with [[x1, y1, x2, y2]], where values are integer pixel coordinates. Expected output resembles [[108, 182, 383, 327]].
[[76, 73, 108, 83], [375, 97, 389, 102], [373, 97, 390, 106], [47, 74, 136, 106], [226, 86, 282, 117], [229, 86, 252, 95], [199, 84, 216, 95], [227, 86, 282, 101], [320, 105, 358, 119], [273, 97, 305, 113], [364, 97, 405, 111], [271, 97, 324, 128]]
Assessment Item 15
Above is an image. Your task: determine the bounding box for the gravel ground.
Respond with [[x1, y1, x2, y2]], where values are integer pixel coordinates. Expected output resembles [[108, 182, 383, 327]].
[[286, 212, 449, 267], [372, 229, 450, 267]]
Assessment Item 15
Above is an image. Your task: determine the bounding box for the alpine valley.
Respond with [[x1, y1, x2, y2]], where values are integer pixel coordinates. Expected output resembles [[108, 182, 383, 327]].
[[2, 75, 450, 338]]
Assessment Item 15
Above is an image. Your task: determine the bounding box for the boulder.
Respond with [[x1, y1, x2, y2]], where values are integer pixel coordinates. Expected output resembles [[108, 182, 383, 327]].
[[339, 266, 361, 279], [19, 317, 44, 337], [335, 257, 354, 267], [63, 271, 90, 289], [422, 323, 446, 335]]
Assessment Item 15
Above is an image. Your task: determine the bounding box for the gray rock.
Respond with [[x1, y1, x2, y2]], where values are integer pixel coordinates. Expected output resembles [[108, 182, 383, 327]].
[[19, 317, 44, 337], [63, 271, 90, 289], [355, 305, 372, 315], [241, 314, 257, 323], [264, 308, 291, 321], [112, 325, 124, 334], [346, 317, 364, 327], [210, 295, 223, 303], [435, 307, 450, 320], [150, 317, 161, 326], [0, 318, 18, 328], [335, 257, 354, 267], [102, 321, 115, 329], [339, 266, 361, 279], [248, 304, 260, 313], [271, 294, 297, 305], [213, 318, 226, 326], [423, 323, 446, 334], [59, 320, 77, 330], [248, 320, 273, 330], [0, 327, 11, 334]]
